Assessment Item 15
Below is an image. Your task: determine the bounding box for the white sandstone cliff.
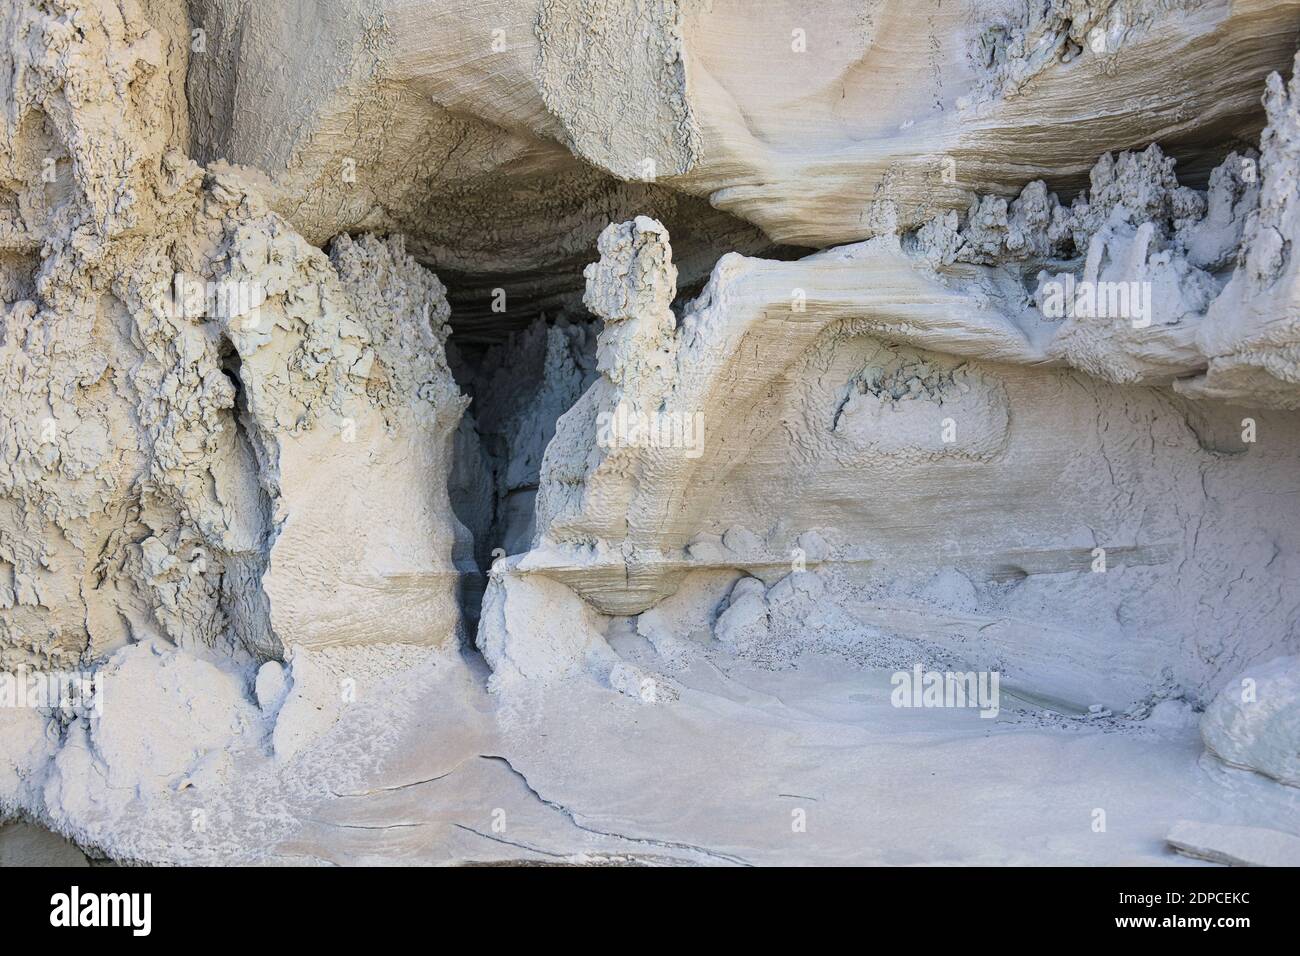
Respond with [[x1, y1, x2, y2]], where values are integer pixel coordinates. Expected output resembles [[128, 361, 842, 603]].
[[1, 0, 1298, 866]]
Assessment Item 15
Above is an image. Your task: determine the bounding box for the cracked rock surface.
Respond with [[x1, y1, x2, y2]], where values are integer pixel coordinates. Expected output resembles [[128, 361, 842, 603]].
[[1, 0, 1299, 865]]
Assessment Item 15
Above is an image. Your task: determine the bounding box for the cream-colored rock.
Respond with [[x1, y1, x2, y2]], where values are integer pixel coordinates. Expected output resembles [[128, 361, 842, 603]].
[[0, 705, 56, 812], [184, 0, 792, 335], [677, 0, 1300, 247], [254, 660, 288, 715], [42, 643, 259, 827], [1179, 54, 1300, 407], [0, 0, 468, 671]]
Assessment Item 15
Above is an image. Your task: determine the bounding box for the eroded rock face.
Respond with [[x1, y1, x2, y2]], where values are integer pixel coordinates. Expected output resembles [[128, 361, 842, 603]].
[[183, 0, 1300, 331], [1184, 58, 1300, 406], [184, 0, 799, 335], [676, 0, 1300, 246], [2, 0, 1299, 865], [0, 0, 467, 672], [509, 61, 1300, 712]]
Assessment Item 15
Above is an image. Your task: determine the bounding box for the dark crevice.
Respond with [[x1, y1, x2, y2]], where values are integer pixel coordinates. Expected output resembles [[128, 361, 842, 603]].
[[218, 340, 280, 660], [444, 303, 599, 632]]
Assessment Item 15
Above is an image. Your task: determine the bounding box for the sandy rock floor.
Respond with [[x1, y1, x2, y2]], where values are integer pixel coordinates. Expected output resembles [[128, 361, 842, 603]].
[[255, 646, 1292, 866]]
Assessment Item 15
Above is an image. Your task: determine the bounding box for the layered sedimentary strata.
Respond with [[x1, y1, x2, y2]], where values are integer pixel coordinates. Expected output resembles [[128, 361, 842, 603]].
[[487, 58, 1300, 734], [501, 111, 1300, 711], [183, 0, 1300, 331], [184, 0, 802, 336], [677, 0, 1300, 245]]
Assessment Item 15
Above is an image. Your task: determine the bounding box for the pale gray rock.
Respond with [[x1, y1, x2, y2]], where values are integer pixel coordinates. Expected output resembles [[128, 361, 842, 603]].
[[3, 0, 1300, 867], [1201, 656, 1300, 788], [1167, 820, 1300, 866]]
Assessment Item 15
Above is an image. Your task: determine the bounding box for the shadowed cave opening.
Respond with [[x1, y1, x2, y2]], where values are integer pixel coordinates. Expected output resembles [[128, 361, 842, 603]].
[[443, 303, 599, 630], [434, 229, 803, 630]]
